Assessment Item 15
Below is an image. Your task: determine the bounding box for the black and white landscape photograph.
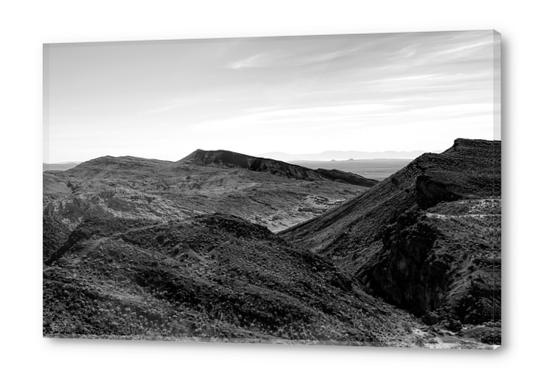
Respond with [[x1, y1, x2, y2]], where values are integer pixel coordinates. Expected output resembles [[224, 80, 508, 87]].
[[43, 30, 501, 348]]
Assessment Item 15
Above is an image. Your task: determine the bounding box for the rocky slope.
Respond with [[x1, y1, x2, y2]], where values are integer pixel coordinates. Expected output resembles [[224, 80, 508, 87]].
[[281, 139, 501, 343], [44, 212, 447, 346]]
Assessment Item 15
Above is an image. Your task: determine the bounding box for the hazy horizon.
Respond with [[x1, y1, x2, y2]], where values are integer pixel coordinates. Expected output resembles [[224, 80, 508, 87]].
[[44, 31, 501, 163]]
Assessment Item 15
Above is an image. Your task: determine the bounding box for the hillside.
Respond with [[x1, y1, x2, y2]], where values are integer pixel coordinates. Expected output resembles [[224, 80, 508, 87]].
[[44, 213, 406, 343], [44, 212, 488, 347], [281, 139, 501, 343]]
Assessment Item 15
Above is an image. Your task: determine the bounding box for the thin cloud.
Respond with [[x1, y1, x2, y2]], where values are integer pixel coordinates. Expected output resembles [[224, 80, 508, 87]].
[[228, 53, 270, 69], [45, 31, 499, 162]]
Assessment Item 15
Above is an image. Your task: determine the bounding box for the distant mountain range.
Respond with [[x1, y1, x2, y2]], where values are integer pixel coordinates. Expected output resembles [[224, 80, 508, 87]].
[[262, 150, 426, 162]]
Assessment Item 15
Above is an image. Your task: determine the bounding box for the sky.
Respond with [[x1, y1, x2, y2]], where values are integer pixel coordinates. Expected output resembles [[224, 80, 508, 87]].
[[43, 30, 500, 163]]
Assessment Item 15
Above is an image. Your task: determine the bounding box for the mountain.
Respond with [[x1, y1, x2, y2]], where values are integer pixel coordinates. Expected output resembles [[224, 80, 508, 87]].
[[280, 139, 501, 344]]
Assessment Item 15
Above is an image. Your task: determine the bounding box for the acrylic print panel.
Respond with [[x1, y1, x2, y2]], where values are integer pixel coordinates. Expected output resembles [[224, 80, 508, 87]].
[[43, 30, 501, 348]]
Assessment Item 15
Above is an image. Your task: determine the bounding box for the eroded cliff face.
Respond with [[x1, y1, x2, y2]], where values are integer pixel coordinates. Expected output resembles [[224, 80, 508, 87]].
[[357, 198, 500, 334], [415, 175, 463, 209], [357, 211, 444, 316]]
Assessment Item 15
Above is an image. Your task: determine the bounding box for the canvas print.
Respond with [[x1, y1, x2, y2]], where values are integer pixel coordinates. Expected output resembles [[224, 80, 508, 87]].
[[43, 30, 501, 348]]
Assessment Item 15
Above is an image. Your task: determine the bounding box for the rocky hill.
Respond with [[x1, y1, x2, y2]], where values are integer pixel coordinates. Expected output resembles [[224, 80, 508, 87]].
[[281, 139, 501, 343], [44, 151, 376, 253], [182, 149, 378, 186]]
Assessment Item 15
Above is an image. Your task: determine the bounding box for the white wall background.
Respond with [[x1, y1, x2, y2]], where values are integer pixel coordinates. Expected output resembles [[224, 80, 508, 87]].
[[0, 1, 539, 378]]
